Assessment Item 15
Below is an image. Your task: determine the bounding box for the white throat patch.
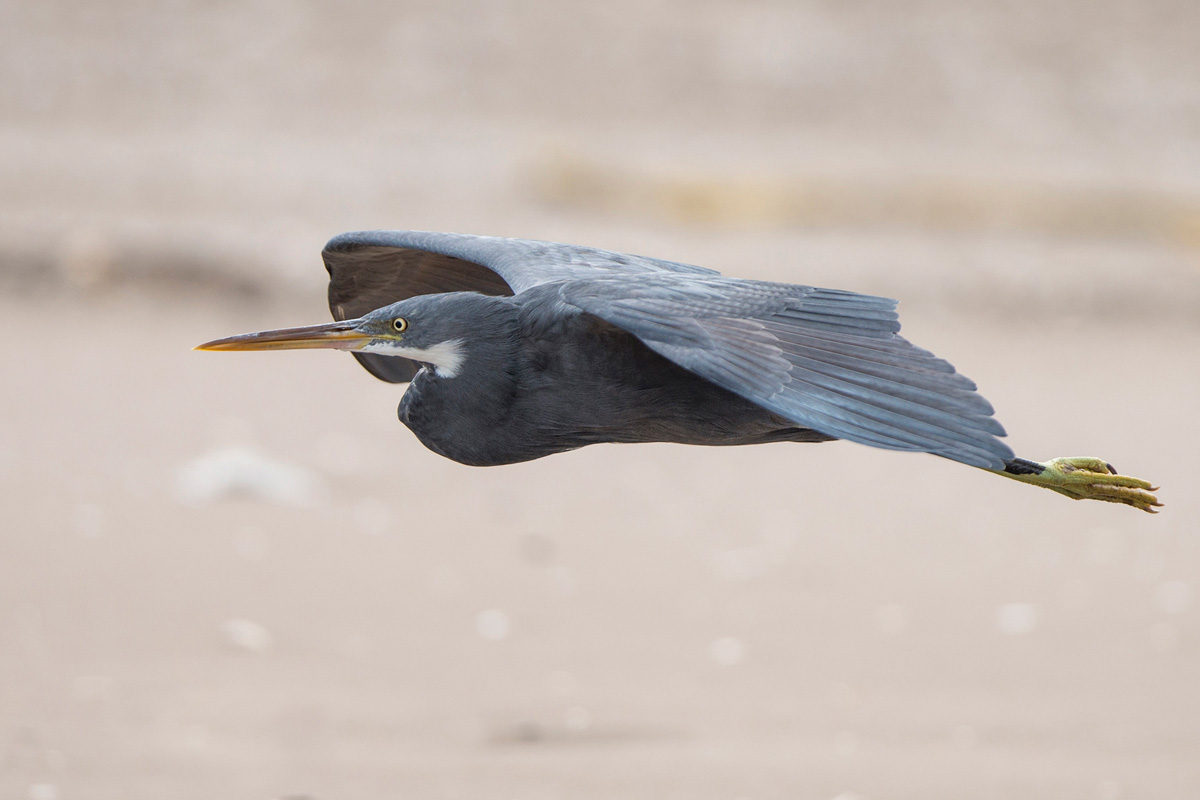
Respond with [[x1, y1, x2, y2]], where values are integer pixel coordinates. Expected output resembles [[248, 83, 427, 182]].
[[362, 338, 466, 378]]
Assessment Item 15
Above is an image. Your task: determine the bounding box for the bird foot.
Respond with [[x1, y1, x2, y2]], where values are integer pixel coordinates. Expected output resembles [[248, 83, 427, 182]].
[[1003, 456, 1162, 513]]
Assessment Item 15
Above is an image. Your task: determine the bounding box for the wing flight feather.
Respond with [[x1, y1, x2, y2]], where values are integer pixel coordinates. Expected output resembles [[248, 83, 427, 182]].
[[557, 275, 1013, 469], [318, 229, 1012, 468]]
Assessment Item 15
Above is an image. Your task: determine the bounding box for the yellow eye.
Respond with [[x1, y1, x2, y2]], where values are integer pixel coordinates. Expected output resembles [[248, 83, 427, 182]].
[[392, 317, 408, 332]]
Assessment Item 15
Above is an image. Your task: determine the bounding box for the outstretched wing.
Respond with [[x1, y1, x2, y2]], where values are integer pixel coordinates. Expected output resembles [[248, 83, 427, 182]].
[[320, 230, 1012, 468], [322, 230, 718, 382], [555, 274, 1013, 469]]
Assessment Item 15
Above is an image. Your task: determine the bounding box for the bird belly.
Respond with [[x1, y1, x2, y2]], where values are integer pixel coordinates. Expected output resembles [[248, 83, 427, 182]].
[[394, 322, 835, 467], [512, 355, 836, 452]]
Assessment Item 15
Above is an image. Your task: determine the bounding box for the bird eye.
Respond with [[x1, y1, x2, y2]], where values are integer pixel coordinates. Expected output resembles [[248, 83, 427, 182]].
[[392, 317, 408, 332]]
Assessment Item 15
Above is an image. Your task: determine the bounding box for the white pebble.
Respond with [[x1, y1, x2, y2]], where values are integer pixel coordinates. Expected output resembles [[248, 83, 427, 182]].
[[996, 603, 1039, 635], [220, 618, 273, 653], [28, 784, 58, 800], [175, 446, 324, 507], [476, 609, 511, 641], [708, 636, 745, 666]]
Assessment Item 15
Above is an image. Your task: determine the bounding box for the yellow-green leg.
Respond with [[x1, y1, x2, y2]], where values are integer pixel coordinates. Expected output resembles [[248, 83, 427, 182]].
[[996, 457, 1162, 513]]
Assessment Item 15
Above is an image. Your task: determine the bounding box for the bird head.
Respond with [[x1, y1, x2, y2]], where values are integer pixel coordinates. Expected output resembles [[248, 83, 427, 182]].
[[195, 296, 477, 377]]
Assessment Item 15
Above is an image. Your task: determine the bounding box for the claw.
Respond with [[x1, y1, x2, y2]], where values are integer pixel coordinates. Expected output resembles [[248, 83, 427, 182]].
[[999, 456, 1162, 513]]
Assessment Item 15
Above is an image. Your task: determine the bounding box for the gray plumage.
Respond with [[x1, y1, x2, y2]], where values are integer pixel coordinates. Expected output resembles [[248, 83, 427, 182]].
[[321, 230, 1013, 469]]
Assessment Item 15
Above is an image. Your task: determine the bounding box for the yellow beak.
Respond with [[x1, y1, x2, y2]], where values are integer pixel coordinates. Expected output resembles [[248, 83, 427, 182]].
[[194, 320, 373, 352]]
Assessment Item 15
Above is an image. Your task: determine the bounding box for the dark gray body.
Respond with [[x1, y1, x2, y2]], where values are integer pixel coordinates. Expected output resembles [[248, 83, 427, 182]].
[[398, 290, 831, 466], [323, 230, 1015, 470]]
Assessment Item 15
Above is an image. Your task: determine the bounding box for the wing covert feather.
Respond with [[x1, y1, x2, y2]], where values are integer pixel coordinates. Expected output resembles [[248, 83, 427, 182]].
[[322, 230, 720, 383], [557, 275, 1013, 469]]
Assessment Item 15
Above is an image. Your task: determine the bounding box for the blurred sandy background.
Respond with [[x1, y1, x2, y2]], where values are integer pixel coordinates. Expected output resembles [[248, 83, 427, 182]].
[[2, 2, 1199, 798]]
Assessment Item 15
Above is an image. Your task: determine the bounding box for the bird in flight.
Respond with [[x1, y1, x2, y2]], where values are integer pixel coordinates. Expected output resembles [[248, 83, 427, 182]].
[[197, 230, 1161, 512]]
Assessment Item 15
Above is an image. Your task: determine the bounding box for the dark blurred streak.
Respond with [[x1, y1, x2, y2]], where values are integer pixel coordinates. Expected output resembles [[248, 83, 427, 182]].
[[485, 718, 685, 748], [0, 239, 271, 302]]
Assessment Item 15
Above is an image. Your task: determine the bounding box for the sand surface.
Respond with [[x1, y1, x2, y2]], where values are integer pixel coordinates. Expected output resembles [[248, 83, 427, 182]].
[[2, 286, 1197, 800], [2, 1, 1199, 798]]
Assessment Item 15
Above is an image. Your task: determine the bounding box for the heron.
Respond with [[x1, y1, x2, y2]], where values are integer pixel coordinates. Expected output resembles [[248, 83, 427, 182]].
[[197, 230, 1161, 512]]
